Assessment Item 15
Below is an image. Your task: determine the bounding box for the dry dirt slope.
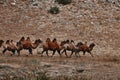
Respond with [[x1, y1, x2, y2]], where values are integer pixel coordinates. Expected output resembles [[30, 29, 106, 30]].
[[0, 0, 120, 80]]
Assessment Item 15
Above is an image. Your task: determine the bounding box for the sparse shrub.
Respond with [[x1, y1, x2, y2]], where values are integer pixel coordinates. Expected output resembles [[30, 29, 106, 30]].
[[55, 0, 72, 5], [49, 6, 60, 14], [36, 72, 49, 80]]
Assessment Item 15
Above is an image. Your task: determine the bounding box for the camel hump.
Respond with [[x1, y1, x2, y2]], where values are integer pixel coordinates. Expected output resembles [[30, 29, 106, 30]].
[[81, 44, 88, 50], [6, 40, 10, 44], [19, 36, 25, 41], [52, 38, 57, 42], [46, 38, 51, 42], [71, 40, 74, 43], [9, 40, 17, 49], [66, 39, 69, 43], [24, 37, 31, 44], [26, 37, 31, 41]]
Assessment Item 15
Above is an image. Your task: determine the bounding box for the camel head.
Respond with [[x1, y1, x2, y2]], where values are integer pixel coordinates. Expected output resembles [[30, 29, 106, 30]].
[[0, 40, 4, 47], [31, 39, 42, 49], [19, 36, 25, 42], [89, 43, 95, 51], [60, 40, 67, 46], [76, 42, 83, 47], [36, 39, 42, 44]]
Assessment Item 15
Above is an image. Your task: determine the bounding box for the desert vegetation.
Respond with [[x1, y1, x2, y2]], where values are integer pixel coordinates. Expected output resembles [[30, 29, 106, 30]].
[[49, 6, 60, 14], [55, 0, 72, 5]]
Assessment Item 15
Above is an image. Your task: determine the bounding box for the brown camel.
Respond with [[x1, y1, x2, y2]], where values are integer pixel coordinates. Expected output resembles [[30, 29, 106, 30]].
[[2, 40, 17, 55], [41, 38, 66, 57], [61, 40, 77, 57], [16, 37, 42, 56], [73, 42, 95, 57]]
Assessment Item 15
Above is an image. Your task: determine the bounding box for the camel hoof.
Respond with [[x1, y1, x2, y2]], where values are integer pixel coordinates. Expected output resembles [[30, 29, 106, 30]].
[[10, 54, 13, 56], [26, 55, 29, 57], [41, 55, 43, 57]]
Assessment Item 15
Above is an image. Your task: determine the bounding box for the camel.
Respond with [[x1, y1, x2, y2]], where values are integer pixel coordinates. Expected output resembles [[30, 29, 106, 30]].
[[2, 40, 17, 55], [69, 41, 84, 57], [61, 40, 77, 57], [16, 37, 42, 56], [41, 38, 66, 57], [72, 42, 95, 57]]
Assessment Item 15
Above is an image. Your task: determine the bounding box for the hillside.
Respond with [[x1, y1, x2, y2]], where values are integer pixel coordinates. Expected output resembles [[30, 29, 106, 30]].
[[0, 0, 120, 55]]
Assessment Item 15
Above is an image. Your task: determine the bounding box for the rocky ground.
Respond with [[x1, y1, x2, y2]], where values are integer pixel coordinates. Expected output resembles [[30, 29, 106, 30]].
[[0, 54, 120, 80], [0, 0, 120, 80]]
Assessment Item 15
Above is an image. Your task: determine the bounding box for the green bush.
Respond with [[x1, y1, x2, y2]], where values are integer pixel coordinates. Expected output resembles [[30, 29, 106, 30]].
[[55, 0, 72, 5], [49, 6, 60, 14]]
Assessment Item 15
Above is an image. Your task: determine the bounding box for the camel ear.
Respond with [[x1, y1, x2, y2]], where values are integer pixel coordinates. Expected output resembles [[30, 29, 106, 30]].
[[91, 43, 95, 47]]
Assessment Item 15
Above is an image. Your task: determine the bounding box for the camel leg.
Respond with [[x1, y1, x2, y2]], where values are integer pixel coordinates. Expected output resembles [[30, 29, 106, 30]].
[[11, 50, 16, 56], [28, 48, 33, 55], [41, 49, 49, 57], [41, 50, 45, 57], [57, 50, 61, 57], [46, 50, 49, 57], [88, 51, 93, 57], [41, 50, 47, 57], [83, 51, 86, 55], [77, 52, 81, 57], [61, 49, 65, 54], [51, 50, 56, 57], [75, 50, 81, 57], [64, 50, 68, 57], [75, 51, 80, 57], [70, 51, 74, 57], [2, 49, 7, 54], [61, 49, 67, 57], [17, 50, 21, 56]]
